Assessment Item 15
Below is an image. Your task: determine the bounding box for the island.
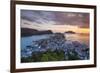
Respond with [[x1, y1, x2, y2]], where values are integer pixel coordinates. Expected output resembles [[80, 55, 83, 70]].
[[65, 31, 76, 34]]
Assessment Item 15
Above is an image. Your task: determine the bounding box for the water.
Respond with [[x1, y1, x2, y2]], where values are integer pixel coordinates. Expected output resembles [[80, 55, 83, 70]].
[[64, 33, 89, 46], [21, 34, 51, 49], [21, 33, 89, 50]]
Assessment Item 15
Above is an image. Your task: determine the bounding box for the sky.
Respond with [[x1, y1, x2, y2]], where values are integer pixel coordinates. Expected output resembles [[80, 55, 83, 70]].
[[21, 10, 90, 34]]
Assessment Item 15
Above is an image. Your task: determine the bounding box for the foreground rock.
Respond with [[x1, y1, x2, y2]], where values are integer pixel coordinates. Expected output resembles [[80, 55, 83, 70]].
[[21, 33, 89, 60]]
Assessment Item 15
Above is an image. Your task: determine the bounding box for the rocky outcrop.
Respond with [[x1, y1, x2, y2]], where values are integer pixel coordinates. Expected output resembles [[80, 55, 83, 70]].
[[21, 33, 89, 60]]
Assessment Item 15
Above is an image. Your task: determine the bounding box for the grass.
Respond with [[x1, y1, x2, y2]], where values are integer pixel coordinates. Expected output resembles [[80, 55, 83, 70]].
[[21, 49, 81, 63]]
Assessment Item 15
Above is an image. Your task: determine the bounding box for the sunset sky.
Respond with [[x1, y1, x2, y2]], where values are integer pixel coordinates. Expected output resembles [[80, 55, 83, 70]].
[[21, 10, 90, 34]]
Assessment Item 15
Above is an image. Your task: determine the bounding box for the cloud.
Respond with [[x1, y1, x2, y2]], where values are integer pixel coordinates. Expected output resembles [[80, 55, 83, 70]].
[[21, 10, 89, 28]]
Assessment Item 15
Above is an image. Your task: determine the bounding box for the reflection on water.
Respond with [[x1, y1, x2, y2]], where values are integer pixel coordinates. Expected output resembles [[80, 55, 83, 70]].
[[64, 33, 89, 46], [21, 33, 89, 49]]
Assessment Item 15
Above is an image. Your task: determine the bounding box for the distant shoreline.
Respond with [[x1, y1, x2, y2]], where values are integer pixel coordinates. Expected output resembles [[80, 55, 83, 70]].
[[21, 28, 53, 37]]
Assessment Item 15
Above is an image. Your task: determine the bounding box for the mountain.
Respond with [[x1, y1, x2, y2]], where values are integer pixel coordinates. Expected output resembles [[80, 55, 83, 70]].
[[21, 28, 53, 37]]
